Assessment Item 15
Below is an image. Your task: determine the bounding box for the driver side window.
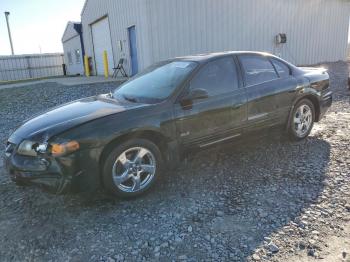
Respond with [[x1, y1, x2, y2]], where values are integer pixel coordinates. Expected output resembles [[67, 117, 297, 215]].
[[190, 57, 238, 97]]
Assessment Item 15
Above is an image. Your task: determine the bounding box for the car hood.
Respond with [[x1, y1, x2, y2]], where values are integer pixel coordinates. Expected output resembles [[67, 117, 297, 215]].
[[9, 95, 146, 144]]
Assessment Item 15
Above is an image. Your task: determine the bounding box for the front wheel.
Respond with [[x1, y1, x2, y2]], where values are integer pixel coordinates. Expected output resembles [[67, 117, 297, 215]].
[[288, 99, 315, 141], [102, 139, 163, 198]]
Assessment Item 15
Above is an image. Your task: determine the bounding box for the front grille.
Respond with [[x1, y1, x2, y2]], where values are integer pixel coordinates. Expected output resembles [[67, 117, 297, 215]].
[[5, 142, 16, 156]]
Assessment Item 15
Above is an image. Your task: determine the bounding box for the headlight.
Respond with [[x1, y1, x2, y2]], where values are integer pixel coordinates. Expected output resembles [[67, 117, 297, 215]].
[[50, 141, 80, 157], [17, 140, 45, 157], [17, 140, 79, 157]]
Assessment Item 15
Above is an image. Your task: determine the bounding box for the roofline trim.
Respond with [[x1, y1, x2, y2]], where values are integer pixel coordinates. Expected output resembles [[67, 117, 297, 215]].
[[80, 0, 89, 16], [62, 34, 81, 44], [61, 21, 82, 43]]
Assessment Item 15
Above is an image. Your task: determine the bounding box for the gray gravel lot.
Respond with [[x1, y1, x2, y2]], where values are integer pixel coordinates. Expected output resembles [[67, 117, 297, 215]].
[[0, 62, 349, 262]]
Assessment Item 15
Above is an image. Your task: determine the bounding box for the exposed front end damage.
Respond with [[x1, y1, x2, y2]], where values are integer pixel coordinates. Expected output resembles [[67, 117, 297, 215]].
[[4, 136, 103, 194]]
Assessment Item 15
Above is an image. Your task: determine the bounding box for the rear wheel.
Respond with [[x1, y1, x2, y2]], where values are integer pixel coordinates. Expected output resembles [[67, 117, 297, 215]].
[[102, 139, 163, 198], [288, 99, 315, 141]]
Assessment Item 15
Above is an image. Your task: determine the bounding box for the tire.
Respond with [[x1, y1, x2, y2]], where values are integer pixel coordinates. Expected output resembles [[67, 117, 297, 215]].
[[102, 138, 163, 198], [288, 99, 315, 141]]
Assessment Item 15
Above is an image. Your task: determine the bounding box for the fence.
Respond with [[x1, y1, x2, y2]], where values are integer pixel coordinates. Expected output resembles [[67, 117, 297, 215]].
[[0, 53, 64, 82]]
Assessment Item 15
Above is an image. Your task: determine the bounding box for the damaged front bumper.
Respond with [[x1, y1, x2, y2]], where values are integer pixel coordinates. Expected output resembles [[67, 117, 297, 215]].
[[4, 143, 86, 194]]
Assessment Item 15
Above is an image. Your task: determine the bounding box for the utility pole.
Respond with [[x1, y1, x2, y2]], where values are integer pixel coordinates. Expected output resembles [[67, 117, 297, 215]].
[[4, 11, 14, 55]]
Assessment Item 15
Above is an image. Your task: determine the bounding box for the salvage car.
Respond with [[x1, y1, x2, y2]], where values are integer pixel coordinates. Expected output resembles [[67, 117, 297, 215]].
[[4, 51, 332, 198]]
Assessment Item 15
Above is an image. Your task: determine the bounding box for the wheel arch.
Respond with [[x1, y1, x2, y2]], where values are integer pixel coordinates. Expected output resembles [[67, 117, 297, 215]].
[[98, 129, 172, 185], [291, 94, 321, 122], [301, 95, 320, 122], [286, 94, 321, 132]]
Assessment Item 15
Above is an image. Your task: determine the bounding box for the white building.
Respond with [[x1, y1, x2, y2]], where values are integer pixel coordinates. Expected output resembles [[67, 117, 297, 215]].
[[80, 0, 350, 76], [61, 22, 85, 76]]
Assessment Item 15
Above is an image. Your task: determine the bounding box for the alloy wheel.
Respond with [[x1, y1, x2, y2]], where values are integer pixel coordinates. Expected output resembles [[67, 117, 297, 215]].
[[112, 147, 156, 193], [293, 104, 313, 137]]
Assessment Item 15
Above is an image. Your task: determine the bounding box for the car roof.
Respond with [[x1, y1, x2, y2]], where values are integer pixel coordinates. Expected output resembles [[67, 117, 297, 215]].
[[173, 51, 274, 63]]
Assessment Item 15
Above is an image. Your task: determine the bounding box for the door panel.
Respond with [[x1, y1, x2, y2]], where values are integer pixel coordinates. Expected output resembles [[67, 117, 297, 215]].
[[173, 56, 247, 148], [273, 76, 298, 122], [238, 54, 281, 130], [269, 59, 298, 123], [246, 79, 280, 128], [243, 72, 298, 130], [174, 90, 246, 147]]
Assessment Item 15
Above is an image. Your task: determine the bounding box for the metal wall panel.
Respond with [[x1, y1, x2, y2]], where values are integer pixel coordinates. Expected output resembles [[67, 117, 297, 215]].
[[0, 54, 64, 81], [147, 0, 350, 66], [81, 0, 151, 75], [81, 0, 350, 73]]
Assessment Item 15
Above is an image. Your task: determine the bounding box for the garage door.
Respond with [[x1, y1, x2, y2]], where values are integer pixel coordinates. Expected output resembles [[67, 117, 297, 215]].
[[91, 17, 114, 75]]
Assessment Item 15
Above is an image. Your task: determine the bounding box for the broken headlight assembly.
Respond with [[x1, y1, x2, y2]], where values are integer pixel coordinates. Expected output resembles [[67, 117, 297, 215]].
[[17, 140, 45, 157], [17, 140, 80, 157]]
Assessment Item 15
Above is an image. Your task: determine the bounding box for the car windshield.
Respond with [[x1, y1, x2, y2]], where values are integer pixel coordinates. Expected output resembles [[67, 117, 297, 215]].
[[113, 61, 197, 104]]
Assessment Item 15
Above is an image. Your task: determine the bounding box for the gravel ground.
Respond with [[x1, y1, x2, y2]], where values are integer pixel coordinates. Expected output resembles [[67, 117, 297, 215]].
[[0, 62, 349, 262]]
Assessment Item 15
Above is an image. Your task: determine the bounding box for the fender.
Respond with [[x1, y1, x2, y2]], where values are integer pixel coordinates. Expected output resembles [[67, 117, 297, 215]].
[[286, 92, 321, 132]]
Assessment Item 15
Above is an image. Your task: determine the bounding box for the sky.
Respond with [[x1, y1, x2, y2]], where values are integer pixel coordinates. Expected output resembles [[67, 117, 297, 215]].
[[0, 0, 86, 55]]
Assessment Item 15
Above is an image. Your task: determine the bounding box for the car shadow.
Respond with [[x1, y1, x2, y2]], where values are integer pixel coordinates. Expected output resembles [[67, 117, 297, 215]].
[[77, 133, 330, 260], [158, 134, 329, 260], [0, 133, 330, 261]]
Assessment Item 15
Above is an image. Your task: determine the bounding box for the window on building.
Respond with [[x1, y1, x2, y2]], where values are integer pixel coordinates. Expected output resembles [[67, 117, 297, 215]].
[[75, 49, 81, 64], [271, 59, 290, 78], [239, 55, 278, 86], [190, 57, 238, 97], [67, 52, 73, 65]]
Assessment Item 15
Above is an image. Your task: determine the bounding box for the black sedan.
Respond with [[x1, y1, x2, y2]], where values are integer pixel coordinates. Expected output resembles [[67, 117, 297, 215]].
[[4, 51, 332, 198]]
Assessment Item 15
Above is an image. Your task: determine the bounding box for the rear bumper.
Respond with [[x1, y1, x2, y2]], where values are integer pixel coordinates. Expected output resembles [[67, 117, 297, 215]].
[[319, 90, 332, 120]]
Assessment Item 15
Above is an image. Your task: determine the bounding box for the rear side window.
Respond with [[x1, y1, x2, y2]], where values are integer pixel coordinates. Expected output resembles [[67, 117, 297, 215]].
[[190, 57, 238, 97], [239, 55, 278, 86], [271, 59, 290, 78]]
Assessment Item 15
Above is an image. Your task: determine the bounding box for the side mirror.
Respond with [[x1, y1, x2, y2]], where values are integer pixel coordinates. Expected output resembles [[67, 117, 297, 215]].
[[180, 88, 209, 108]]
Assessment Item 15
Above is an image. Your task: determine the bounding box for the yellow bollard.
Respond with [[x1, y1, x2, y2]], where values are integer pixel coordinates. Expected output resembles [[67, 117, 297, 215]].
[[84, 55, 90, 77], [103, 50, 109, 78]]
